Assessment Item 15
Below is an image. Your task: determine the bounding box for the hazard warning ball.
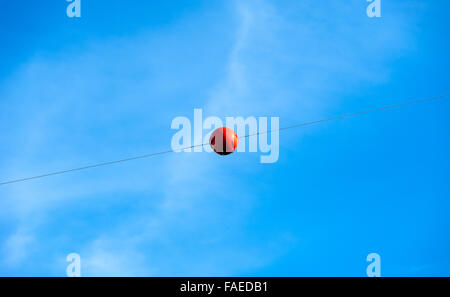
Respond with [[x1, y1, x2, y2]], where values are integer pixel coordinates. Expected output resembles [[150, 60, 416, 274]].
[[209, 127, 239, 155]]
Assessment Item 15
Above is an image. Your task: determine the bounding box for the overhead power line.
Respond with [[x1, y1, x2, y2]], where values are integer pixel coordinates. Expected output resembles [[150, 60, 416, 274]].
[[0, 93, 448, 186]]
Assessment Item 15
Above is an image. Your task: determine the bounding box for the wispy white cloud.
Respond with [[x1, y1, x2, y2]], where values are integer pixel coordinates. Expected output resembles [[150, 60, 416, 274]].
[[0, 0, 417, 275], [2, 229, 34, 266], [81, 237, 151, 276]]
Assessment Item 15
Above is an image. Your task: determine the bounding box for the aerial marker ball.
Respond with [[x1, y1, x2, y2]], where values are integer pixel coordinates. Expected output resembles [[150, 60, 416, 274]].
[[209, 127, 239, 156]]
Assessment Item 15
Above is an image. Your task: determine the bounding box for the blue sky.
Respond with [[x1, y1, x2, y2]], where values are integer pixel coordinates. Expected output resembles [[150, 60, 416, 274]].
[[0, 0, 449, 276]]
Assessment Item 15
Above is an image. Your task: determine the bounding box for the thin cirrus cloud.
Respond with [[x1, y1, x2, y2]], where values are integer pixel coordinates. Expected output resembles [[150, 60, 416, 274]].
[[0, 0, 417, 275]]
